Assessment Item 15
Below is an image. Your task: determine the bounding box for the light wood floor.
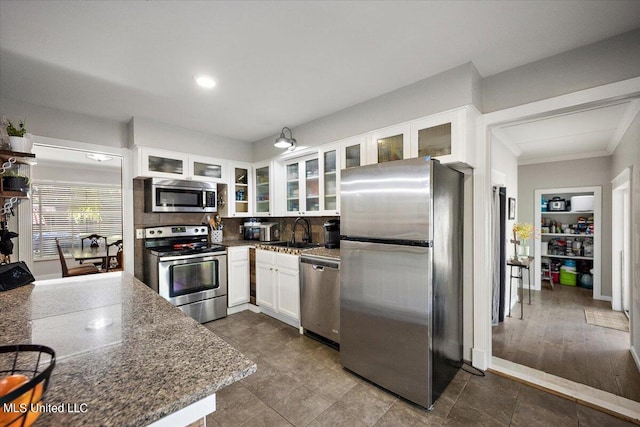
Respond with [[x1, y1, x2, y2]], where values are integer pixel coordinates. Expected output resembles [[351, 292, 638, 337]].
[[492, 284, 640, 403]]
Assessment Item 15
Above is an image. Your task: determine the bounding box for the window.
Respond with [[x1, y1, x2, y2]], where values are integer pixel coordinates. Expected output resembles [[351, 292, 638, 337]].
[[32, 181, 122, 259]]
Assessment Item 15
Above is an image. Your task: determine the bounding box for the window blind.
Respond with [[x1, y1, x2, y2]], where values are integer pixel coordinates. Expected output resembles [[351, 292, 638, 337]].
[[31, 181, 123, 259]]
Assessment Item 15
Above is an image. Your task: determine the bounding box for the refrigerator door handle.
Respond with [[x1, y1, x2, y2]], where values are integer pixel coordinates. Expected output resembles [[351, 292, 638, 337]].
[[341, 235, 433, 247]]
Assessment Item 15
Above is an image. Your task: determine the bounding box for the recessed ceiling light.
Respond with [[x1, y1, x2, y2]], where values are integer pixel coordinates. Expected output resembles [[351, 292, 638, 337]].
[[86, 153, 113, 162], [194, 74, 216, 89]]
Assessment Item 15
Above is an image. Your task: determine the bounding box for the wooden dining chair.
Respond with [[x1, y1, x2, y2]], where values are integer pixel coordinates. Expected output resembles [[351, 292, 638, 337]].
[[105, 239, 123, 272], [80, 233, 108, 267], [55, 238, 100, 277]]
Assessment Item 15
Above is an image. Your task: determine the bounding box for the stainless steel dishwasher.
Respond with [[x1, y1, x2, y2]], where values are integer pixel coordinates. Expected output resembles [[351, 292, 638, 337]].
[[300, 254, 341, 346]]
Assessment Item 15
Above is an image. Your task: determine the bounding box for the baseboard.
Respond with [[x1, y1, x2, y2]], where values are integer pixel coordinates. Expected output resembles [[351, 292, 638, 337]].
[[227, 304, 249, 315], [472, 348, 488, 370], [247, 304, 260, 313]]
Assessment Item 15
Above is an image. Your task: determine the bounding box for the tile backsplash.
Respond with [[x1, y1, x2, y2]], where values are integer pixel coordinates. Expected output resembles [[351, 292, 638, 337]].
[[133, 178, 338, 280]]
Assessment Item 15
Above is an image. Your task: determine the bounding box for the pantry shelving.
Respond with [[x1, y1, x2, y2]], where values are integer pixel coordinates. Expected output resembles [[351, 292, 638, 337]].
[[533, 187, 602, 299]]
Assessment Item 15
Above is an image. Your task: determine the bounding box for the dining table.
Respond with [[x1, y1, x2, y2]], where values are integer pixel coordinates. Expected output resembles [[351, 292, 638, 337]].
[[68, 247, 109, 268]]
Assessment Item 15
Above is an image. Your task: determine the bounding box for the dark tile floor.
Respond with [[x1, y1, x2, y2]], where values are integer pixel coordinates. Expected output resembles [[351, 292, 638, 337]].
[[492, 284, 640, 403], [204, 310, 634, 426]]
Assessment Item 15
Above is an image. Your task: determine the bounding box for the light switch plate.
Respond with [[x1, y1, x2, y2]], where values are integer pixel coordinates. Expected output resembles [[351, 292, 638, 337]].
[[136, 229, 144, 239]]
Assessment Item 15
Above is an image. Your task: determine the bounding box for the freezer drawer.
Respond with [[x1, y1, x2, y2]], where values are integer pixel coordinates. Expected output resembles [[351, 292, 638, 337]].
[[300, 255, 341, 344]]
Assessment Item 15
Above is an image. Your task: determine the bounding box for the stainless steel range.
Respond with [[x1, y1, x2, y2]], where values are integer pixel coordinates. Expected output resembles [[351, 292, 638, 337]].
[[143, 225, 227, 323]]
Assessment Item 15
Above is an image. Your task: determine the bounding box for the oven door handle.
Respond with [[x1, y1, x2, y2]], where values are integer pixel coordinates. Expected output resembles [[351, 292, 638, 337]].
[[158, 253, 226, 263]]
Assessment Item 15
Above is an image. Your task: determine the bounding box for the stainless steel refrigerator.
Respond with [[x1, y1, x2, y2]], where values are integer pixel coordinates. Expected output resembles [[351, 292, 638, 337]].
[[340, 157, 463, 409]]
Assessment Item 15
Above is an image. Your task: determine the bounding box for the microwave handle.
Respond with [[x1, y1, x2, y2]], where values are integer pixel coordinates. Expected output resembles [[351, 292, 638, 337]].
[[202, 190, 206, 209]]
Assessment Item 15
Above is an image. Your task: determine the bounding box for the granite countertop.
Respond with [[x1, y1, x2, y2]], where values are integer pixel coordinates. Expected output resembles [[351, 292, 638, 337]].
[[254, 242, 340, 259], [0, 273, 256, 426]]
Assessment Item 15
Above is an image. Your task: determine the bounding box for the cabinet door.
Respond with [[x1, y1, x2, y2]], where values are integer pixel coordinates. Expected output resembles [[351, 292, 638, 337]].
[[189, 155, 226, 183], [275, 253, 300, 321], [229, 164, 252, 217], [256, 264, 276, 310], [228, 247, 250, 306], [139, 148, 189, 179], [321, 146, 339, 215], [304, 157, 320, 213], [285, 162, 301, 214], [409, 107, 475, 167], [254, 163, 272, 215], [369, 124, 411, 164], [341, 135, 367, 169]]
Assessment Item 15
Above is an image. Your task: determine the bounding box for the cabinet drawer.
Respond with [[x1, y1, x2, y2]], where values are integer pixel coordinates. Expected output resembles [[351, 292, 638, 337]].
[[228, 246, 250, 261]]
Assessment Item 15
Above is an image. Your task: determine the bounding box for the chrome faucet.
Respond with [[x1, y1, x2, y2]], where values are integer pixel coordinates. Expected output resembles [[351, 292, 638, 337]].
[[292, 217, 311, 244]]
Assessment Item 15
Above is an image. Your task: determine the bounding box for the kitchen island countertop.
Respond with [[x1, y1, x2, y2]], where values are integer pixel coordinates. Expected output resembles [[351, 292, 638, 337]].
[[0, 272, 256, 426]]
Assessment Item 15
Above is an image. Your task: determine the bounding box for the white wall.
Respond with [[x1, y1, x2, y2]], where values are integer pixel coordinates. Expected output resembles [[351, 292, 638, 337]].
[[0, 97, 128, 148], [518, 157, 612, 297], [610, 111, 640, 369], [130, 117, 252, 162], [252, 63, 482, 161], [482, 28, 640, 113]]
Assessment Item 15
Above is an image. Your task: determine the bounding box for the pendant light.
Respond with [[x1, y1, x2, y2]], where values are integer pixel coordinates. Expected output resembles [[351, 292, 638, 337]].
[[274, 127, 297, 150]]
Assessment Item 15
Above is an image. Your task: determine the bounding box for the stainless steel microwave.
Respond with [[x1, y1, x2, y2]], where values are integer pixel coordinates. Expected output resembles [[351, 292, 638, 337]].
[[145, 178, 217, 213]]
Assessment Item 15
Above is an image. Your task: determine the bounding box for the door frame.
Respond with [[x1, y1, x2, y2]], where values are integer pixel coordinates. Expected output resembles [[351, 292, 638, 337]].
[[612, 167, 632, 313]]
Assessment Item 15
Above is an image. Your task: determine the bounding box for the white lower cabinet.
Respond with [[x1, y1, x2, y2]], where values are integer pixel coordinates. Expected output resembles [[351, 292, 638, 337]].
[[256, 249, 300, 328], [227, 246, 250, 307]]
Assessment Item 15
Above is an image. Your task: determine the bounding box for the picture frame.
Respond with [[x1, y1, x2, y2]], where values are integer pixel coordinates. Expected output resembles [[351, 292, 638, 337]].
[[508, 197, 516, 220]]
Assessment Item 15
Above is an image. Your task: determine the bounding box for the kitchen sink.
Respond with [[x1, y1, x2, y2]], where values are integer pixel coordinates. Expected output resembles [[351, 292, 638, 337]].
[[267, 241, 321, 249]]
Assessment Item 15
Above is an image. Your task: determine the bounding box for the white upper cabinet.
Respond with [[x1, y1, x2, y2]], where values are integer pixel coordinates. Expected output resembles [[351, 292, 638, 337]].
[[253, 160, 274, 216], [319, 143, 340, 216], [135, 147, 189, 179], [340, 135, 368, 170], [188, 155, 227, 183], [134, 147, 227, 182], [227, 162, 253, 217], [368, 123, 411, 165], [283, 154, 320, 216], [409, 106, 478, 167]]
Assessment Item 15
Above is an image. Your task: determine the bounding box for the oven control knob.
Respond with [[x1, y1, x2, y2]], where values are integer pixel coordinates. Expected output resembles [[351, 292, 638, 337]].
[[149, 230, 155, 235], [157, 230, 163, 234]]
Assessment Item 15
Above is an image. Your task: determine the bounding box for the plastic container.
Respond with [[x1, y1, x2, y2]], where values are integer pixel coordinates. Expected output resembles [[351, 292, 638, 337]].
[[571, 195, 594, 212], [560, 269, 577, 286], [564, 259, 576, 270]]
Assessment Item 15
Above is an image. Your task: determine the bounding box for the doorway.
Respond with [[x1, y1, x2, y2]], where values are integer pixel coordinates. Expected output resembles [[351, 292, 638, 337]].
[[480, 84, 640, 414], [27, 142, 124, 280]]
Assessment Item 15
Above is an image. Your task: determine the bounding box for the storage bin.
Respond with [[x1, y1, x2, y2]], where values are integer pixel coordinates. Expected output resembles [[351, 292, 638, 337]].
[[571, 195, 594, 212], [560, 269, 577, 286]]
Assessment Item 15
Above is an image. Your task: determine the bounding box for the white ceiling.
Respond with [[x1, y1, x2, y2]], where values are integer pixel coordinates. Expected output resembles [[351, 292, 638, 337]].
[[493, 99, 640, 165], [1, 0, 640, 154]]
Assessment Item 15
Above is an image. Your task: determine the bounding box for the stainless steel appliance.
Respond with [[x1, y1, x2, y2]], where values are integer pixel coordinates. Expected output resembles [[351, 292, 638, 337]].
[[340, 157, 463, 409], [243, 219, 261, 240], [323, 219, 340, 248], [300, 254, 341, 346], [145, 178, 217, 213], [143, 225, 227, 323], [259, 222, 280, 242]]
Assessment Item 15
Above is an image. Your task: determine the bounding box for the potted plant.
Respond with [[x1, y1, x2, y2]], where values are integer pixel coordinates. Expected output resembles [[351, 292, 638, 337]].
[[2, 169, 30, 192], [5, 120, 32, 153]]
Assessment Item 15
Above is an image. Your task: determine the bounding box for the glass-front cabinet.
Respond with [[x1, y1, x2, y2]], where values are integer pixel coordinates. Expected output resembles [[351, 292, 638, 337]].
[[284, 154, 320, 215], [320, 144, 340, 215], [254, 162, 272, 215], [409, 106, 477, 167], [340, 135, 367, 170], [188, 155, 226, 183], [228, 163, 252, 217], [138, 147, 189, 179], [369, 124, 411, 164]]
